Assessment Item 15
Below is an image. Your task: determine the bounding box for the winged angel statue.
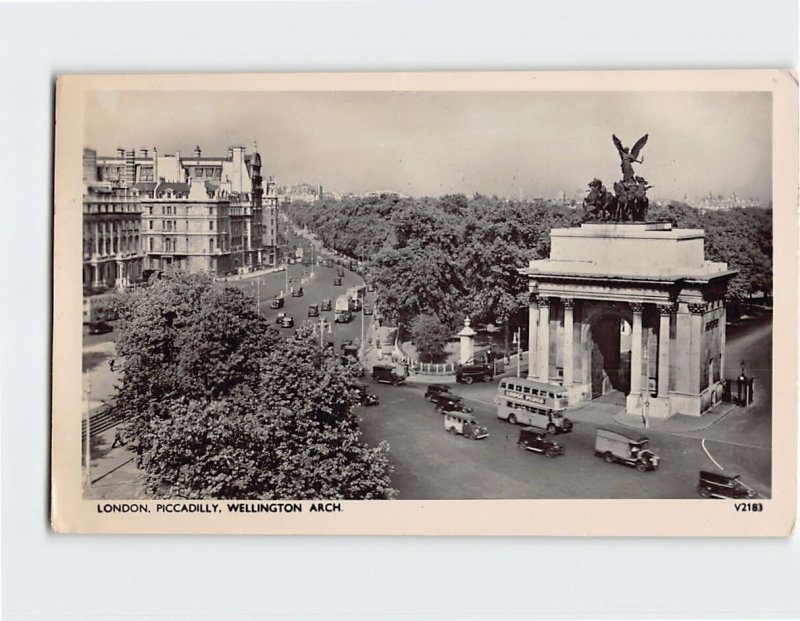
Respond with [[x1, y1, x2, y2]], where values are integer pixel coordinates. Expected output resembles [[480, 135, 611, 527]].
[[612, 133, 648, 182]]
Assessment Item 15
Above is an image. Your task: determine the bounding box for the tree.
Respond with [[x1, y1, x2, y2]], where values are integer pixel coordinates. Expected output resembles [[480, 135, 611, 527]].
[[410, 314, 453, 363], [111, 273, 395, 500]]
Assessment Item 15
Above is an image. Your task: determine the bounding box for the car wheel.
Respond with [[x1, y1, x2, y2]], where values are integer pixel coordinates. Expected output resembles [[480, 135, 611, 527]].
[[603, 452, 615, 464], [546, 448, 558, 458], [447, 427, 457, 435], [463, 375, 474, 385], [546, 423, 557, 435], [636, 461, 648, 473], [507, 414, 517, 425], [483, 374, 492, 382], [698, 486, 712, 498]]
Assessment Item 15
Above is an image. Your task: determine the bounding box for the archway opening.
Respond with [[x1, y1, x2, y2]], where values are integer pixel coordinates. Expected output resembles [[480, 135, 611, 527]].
[[588, 313, 631, 399]]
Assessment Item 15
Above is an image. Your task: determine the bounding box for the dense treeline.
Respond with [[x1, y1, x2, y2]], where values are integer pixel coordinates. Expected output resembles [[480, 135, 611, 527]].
[[290, 194, 772, 332], [111, 273, 395, 500]]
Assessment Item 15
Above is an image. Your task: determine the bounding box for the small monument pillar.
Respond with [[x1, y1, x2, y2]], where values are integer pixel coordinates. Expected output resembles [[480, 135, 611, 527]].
[[458, 318, 476, 365]]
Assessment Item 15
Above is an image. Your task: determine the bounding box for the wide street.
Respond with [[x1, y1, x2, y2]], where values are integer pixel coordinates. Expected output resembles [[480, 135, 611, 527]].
[[356, 311, 773, 500], [82, 234, 773, 501]]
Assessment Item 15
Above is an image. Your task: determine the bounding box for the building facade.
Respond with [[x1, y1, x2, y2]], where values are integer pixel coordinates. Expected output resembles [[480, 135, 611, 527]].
[[82, 144, 280, 291], [520, 222, 735, 419]]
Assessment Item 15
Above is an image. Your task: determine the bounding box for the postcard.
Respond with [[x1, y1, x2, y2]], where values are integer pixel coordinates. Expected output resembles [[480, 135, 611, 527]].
[[52, 70, 797, 535]]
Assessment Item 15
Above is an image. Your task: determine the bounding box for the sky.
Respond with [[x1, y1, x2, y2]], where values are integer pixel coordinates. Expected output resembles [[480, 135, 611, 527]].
[[85, 90, 772, 202]]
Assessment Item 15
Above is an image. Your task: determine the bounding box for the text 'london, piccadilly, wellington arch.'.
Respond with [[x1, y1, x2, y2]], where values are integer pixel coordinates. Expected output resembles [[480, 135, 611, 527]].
[[519, 221, 736, 419]]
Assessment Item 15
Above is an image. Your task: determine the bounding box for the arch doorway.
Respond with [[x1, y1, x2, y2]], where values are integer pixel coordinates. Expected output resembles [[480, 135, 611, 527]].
[[588, 312, 631, 399]]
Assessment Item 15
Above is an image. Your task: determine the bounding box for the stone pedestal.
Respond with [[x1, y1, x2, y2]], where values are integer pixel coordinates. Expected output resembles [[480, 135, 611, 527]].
[[458, 318, 476, 365]]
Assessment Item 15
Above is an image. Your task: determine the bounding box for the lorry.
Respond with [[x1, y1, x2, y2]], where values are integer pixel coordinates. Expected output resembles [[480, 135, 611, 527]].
[[594, 428, 660, 472], [346, 285, 366, 311], [334, 295, 352, 323]]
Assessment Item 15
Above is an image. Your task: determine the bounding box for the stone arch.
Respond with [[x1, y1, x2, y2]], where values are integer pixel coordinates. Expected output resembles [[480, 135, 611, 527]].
[[582, 303, 632, 399]]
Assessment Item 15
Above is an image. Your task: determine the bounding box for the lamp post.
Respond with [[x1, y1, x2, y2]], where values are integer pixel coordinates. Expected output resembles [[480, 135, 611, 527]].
[[83, 376, 92, 487]]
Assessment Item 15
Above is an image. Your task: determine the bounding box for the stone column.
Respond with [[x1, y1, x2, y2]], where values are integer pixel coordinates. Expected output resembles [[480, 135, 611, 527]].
[[458, 318, 477, 365], [537, 296, 550, 382], [630, 302, 644, 395], [688, 303, 705, 394], [657, 304, 672, 398], [527, 292, 539, 380], [720, 304, 727, 380], [562, 298, 574, 387]]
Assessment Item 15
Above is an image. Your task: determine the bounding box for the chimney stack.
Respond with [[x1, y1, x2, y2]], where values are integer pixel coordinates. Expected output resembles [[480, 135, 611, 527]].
[[117, 148, 125, 158], [141, 148, 149, 158]]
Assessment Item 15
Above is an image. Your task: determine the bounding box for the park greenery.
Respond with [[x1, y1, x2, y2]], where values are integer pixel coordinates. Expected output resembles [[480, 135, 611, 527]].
[[111, 273, 395, 500], [289, 194, 773, 337]]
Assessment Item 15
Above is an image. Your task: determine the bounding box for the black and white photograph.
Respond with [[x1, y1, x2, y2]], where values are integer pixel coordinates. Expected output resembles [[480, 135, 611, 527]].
[[51, 71, 797, 535]]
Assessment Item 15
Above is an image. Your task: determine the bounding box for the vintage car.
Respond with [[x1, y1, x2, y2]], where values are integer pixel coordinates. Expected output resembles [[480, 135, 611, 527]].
[[517, 427, 565, 458], [351, 383, 380, 407], [333, 277, 342, 286], [424, 383, 453, 402], [87, 320, 113, 335], [594, 428, 659, 472], [444, 411, 489, 440], [371, 364, 406, 385], [366, 283, 375, 293], [290, 286, 304, 297], [275, 312, 287, 324], [431, 392, 472, 415], [336, 266, 345, 277], [269, 296, 285, 309], [362, 304, 373, 315], [280, 315, 295, 328], [307, 304, 320, 317], [696, 470, 757, 499], [321, 298, 332, 311], [455, 362, 494, 384]]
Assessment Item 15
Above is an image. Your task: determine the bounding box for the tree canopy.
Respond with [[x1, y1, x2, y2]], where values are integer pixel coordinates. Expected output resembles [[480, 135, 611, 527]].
[[289, 196, 771, 333], [112, 273, 395, 500]]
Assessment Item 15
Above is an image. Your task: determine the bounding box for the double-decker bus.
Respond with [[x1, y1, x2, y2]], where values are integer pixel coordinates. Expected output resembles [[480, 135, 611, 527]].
[[495, 377, 573, 434]]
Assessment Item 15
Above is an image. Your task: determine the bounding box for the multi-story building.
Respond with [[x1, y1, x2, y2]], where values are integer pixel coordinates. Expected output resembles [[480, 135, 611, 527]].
[[82, 148, 144, 291], [82, 144, 280, 289]]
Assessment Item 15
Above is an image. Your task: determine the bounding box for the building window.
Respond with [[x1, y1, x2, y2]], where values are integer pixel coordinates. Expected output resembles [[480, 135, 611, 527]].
[[149, 221, 153, 230], [209, 206, 214, 216], [209, 239, 214, 253], [148, 206, 153, 215], [209, 221, 214, 230], [149, 238, 154, 252]]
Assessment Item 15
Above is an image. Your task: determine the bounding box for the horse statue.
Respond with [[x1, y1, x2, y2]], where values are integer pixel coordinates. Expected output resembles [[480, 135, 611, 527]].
[[583, 178, 616, 221]]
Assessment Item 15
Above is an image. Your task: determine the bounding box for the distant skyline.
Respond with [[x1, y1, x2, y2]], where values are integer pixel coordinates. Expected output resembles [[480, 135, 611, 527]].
[[85, 90, 772, 203]]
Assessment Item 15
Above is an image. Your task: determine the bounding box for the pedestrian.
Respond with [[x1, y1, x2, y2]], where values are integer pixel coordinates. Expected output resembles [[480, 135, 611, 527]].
[[109, 358, 115, 372], [111, 427, 126, 449]]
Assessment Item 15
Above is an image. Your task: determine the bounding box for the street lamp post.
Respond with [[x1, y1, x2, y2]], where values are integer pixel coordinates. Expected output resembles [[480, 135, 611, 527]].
[[84, 377, 91, 487]]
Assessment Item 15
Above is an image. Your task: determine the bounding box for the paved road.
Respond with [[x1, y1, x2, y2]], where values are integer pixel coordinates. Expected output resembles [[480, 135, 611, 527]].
[[357, 312, 774, 499]]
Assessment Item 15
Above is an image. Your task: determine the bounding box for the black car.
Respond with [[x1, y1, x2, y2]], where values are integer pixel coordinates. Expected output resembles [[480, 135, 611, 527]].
[[363, 304, 373, 315], [517, 427, 565, 458], [87, 321, 113, 335], [333, 277, 342, 286], [425, 383, 453, 402], [270, 296, 285, 309], [351, 383, 379, 407], [372, 364, 405, 385], [321, 299, 332, 311], [308, 304, 320, 317], [455, 363, 494, 384], [427, 390, 471, 414], [697, 470, 757, 499], [280, 315, 294, 328], [291, 287, 304, 297]]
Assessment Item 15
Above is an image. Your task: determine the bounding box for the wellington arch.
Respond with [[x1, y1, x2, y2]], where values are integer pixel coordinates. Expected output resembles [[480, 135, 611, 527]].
[[519, 221, 736, 419]]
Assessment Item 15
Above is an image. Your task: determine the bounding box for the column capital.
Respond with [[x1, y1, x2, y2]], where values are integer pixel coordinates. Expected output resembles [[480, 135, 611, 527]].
[[561, 298, 575, 309], [630, 302, 645, 314], [536, 295, 551, 307], [688, 303, 706, 315], [657, 304, 675, 316]]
